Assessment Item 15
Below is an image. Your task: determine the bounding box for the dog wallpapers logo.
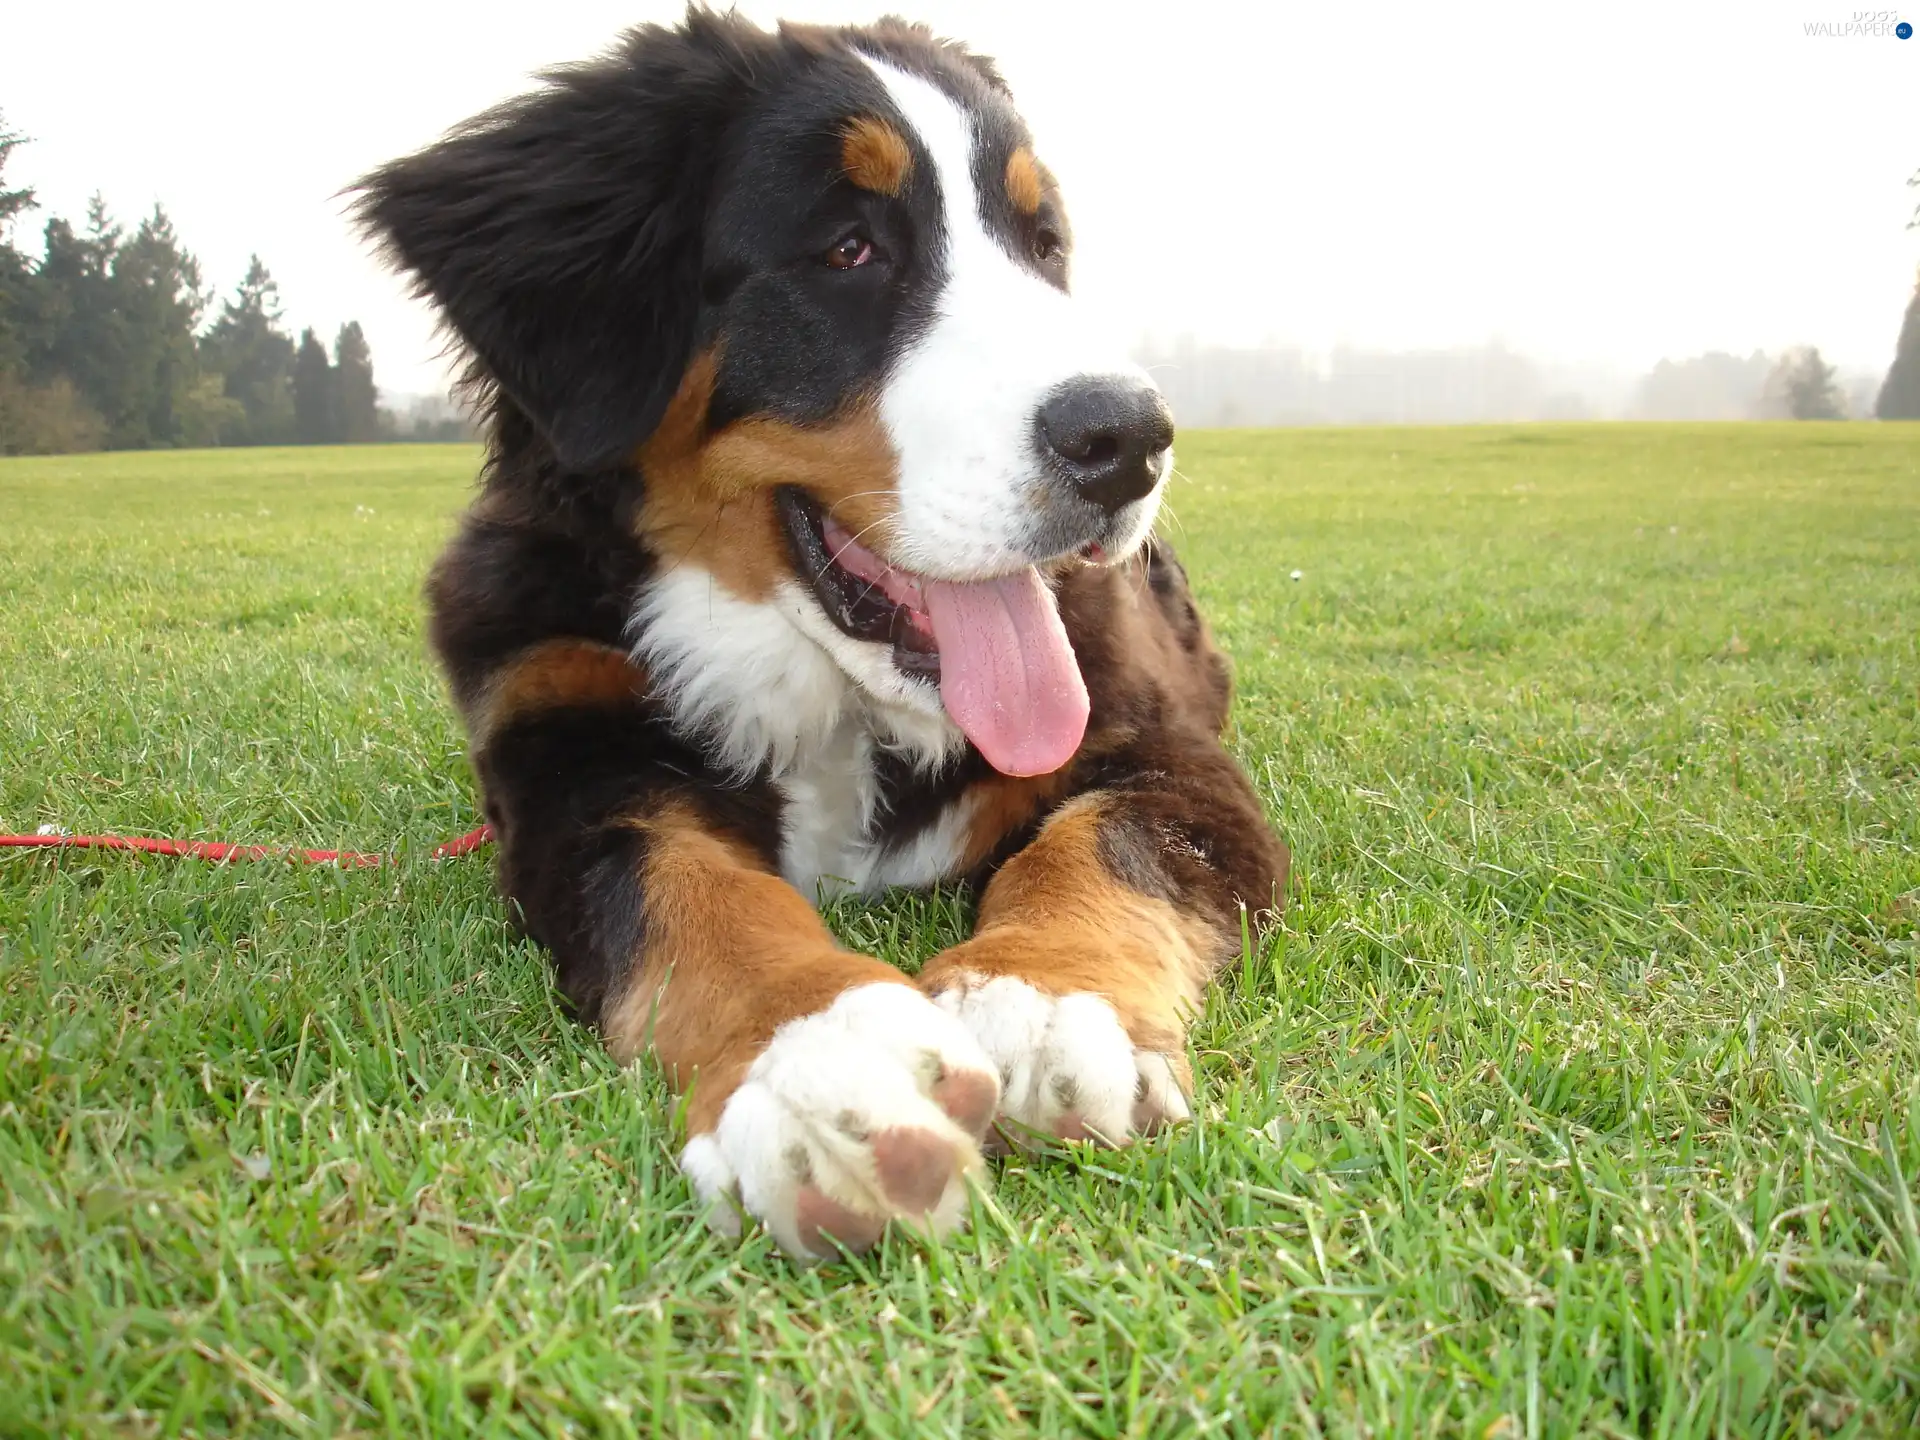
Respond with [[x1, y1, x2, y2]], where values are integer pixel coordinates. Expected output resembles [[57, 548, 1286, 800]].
[[1802, 10, 1913, 34]]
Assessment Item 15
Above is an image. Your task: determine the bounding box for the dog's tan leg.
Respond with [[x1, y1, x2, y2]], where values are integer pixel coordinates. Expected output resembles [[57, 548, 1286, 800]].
[[922, 782, 1283, 1148], [463, 638, 998, 1262], [595, 803, 999, 1261]]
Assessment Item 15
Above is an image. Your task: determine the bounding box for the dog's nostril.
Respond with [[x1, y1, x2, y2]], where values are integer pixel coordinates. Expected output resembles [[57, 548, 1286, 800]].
[[1037, 377, 1174, 516], [1063, 433, 1120, 467]]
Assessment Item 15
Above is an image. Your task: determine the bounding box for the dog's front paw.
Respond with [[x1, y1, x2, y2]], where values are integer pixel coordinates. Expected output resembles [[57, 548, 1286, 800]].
[[678, 982, 1000, 1263], [930, 974, 1191, 1150]]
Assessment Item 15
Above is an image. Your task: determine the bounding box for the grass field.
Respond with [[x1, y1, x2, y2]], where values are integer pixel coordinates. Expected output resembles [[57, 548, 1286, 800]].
[[2, 425, 1917, 1437]]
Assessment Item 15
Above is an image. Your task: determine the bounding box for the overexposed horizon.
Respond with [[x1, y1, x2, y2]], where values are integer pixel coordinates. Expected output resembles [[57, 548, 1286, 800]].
[[5, 1, 1916, 399]]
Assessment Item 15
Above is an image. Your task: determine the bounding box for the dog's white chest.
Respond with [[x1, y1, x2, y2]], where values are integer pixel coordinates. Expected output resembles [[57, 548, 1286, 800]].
[[776, 719, 971, 903], [630, 564, 972, 900]]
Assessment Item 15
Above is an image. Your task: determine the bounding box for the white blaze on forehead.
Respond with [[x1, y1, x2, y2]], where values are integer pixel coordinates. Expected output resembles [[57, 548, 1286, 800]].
[[859, 57, 1159, 582]]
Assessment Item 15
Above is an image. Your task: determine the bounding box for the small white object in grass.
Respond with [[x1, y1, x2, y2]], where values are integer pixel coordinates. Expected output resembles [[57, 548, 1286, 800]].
[[240, 1153, 272, 1181], [36, 824, 70, 837], [1290, 569, 1303, 582]]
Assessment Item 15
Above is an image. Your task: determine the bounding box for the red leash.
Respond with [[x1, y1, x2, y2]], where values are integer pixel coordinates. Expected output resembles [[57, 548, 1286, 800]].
[[0, 824, 493, 867]]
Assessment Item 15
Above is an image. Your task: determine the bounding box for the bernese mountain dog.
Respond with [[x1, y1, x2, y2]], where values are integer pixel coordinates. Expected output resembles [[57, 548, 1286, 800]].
[[358, 8, 1288, 1262]]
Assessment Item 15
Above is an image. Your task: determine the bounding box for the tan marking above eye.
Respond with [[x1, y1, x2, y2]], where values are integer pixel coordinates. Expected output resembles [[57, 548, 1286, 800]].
[[841, 115, 913, 196], [1005, 147, 1044, 215]]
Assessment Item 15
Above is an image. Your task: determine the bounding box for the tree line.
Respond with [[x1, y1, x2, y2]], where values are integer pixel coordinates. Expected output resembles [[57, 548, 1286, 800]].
[[1631, 344, 1908, 422], [1143, 318, 1920, 428], [0, 112, 464, 456], [7, 105, 1912, 448], [1129, 164, 1920, 427]]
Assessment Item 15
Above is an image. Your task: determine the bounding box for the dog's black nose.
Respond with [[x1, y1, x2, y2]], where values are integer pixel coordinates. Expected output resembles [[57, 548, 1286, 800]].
[[1037, 377, 1174, 515]]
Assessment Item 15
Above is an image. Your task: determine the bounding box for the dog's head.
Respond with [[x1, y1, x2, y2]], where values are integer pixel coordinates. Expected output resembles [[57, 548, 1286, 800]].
[[360, 10, 1170, 777]]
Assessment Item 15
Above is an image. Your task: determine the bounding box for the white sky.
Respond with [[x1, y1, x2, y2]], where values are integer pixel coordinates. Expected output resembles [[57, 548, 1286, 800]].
[[4, 1, 1916, 396]]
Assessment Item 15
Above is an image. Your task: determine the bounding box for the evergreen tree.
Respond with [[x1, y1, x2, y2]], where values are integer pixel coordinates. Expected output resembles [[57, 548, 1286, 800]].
[[292, 326, 337, 442], [27, 198, 211, 446], [1875, 273, 1920, 419], [1759, 346, 1845, 420], [28, 204, 124, 434], [0, 111, 37, 381], [0, 113, 31, 238], [202, 255, 295, 443], [110, 205, 208, 447], [332, 320, 379, 442], [0, 111, 42, 450]]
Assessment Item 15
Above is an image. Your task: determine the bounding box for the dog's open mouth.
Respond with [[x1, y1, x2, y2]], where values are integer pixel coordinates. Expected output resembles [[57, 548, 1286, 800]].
[[775, 486, 1091, 777], [777, 487, 942, 681]]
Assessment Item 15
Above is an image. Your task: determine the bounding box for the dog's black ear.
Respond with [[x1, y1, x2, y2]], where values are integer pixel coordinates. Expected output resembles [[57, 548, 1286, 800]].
[[356, 12, 771, 470]]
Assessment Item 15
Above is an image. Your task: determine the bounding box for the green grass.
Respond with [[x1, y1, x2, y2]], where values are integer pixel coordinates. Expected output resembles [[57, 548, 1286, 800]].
[[2, 427, 1917, 1437]]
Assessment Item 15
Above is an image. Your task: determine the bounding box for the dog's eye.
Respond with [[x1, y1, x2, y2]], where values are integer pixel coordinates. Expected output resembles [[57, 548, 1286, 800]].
[[824, 234, 874, 270], [1034, 228, 1065, 263]]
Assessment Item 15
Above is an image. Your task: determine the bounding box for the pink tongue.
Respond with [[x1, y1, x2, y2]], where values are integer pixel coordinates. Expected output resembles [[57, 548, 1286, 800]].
[[921, 568, 1089, 776]]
